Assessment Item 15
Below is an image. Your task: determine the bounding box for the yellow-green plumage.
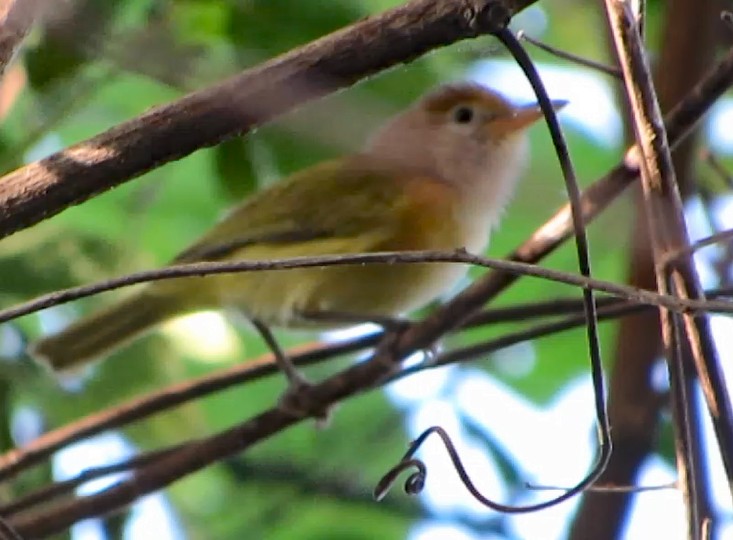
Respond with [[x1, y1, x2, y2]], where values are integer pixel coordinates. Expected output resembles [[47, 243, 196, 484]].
[[29, 83, 549, 372], [174, 155, 470, 323], [30, 157, 468, 370]]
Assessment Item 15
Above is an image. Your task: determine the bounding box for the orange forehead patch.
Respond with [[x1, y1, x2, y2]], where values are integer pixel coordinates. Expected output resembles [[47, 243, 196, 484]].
[[420, 84, 514, 115]]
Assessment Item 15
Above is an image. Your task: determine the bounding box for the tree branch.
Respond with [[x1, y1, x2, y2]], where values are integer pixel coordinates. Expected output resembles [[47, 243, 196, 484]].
[[3, 298, 644, 536], [0, 0, 536, 240], [0, 336, 377, 482], [0, 295, 639, 484], [2, 250, 732, 326], [4, 20, 733, 535], [570, 0, 722, 536], [604, 2, 733, 537]]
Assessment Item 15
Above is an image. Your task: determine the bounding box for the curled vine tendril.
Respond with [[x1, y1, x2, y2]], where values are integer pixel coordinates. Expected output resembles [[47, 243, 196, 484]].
[[376, 6, 612, 515]]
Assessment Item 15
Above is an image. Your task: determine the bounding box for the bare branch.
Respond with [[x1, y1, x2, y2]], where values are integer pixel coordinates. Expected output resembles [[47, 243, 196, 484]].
[[571, 1, 723, 536], [0, 0, 537, 240], [2, 302, 636, 517], [0, 445, 183, 515], [1, 290, 722, 534], [701, 148, 733, 189], [0, 298, 633, 534], [2, 251, 732, 327], [7, 342, 406, 536], [0, 336, 376, 482], [517, 31, 623, 78], [667, 227, 733, 264], [5, 29, 733, 535], [604, 2, 733, 535], [402, 298, 646, 374], [0, 295, 638, 484]]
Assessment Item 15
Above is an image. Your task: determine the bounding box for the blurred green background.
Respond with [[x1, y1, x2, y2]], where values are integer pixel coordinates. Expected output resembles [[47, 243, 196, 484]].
[[0, 1, 731, 539]]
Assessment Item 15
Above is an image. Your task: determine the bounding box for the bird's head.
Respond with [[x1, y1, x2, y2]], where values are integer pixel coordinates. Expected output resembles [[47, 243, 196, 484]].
[[366, 83, 566, 209]]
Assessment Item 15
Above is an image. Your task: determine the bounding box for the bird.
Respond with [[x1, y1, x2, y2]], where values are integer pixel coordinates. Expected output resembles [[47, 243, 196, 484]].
[[29, 82, 563, 409]]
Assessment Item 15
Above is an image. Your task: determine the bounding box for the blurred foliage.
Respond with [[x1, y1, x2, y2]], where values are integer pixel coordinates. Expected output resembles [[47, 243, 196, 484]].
[[0, 0, 726, 538]]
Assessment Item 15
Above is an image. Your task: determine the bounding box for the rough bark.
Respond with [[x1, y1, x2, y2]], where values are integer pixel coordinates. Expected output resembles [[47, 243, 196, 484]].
[[569, 1, 721, 538]]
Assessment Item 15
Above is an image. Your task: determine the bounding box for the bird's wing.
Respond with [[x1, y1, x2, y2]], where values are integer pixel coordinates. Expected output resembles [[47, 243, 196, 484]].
[[174, 156, 442, 263]]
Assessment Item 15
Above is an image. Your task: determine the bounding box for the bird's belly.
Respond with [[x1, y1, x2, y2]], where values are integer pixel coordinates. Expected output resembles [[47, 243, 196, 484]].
[[307, 261, 469, 321], [203, 214, 489, 327], [210, 260, 469, 328]]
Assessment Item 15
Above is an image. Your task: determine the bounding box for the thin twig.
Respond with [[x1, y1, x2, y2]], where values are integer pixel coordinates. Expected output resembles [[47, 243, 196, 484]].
[[0, 295, 633, 484], [0, 337, 377, 482], [3, 251, 733, 328], [517, 30, 623, 78], [666, 227, 733, 264], [701, 148, 733, 189], [669, 287, 701, 537], [2, 304, 633, 516], [0, 445, 183, 516], [525, 481, 676, 493], [606, 1, 702, 533], [434, 288, 731, 376], [6, 40, 733, 533], [465, 295, 624, 326], [605, 0, 733, 530], [398, 299, 643, 376]]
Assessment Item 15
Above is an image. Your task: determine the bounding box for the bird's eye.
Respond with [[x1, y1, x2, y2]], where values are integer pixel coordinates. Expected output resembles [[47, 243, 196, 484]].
[[452, 105, 474, 124]]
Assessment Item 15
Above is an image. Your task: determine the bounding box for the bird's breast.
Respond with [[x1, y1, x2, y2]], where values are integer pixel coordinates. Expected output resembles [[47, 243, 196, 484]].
[[213, 177, 494, 327]]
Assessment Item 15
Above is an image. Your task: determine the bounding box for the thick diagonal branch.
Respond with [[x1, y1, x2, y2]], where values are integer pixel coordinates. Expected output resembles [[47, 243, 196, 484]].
[[8, 41, 733, 537], [0, 0, 536, 240]]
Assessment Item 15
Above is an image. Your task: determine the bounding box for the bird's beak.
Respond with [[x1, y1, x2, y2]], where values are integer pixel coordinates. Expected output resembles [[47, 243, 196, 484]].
[[498, 99, 569, 132]]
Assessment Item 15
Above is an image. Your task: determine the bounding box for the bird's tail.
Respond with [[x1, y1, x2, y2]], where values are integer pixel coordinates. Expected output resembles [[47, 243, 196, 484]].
[[28, 291, 181, 373]]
